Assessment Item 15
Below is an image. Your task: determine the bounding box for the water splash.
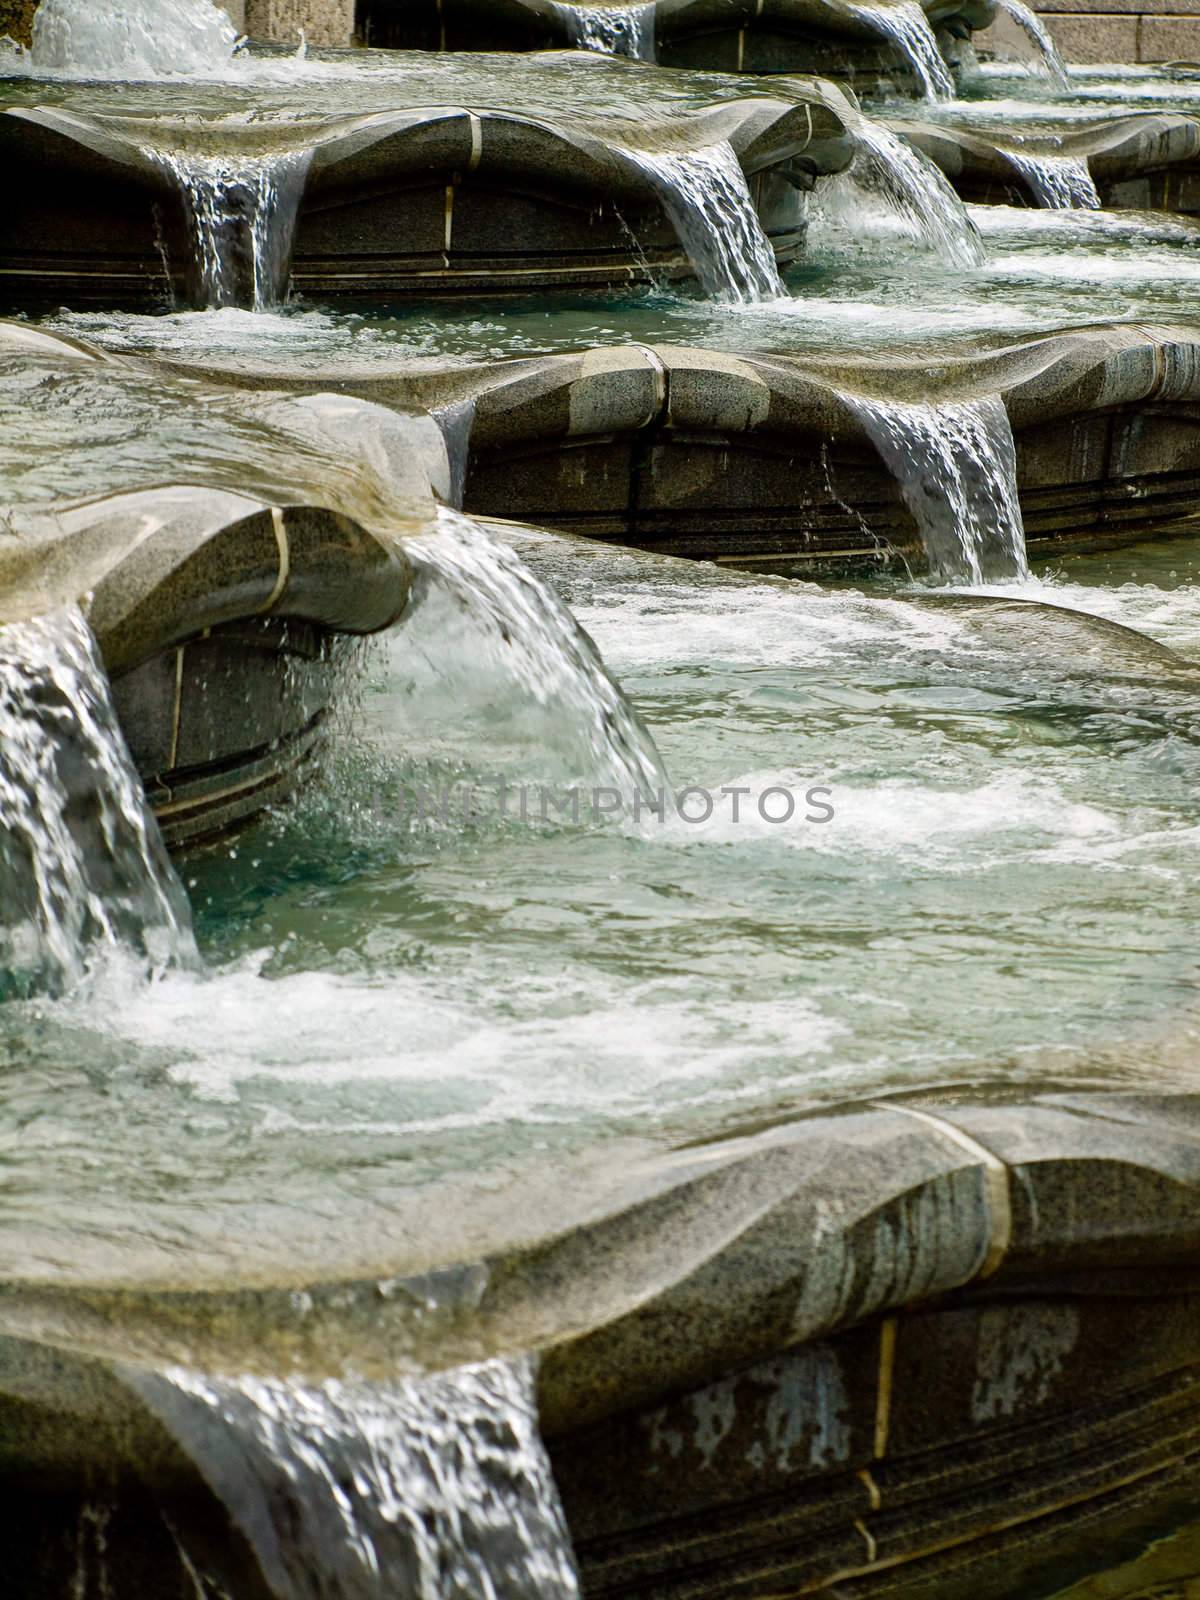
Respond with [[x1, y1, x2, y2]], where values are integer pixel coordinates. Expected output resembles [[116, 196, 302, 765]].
[[619, 140, 784, 302], [132, 1358, 580, 1600], [406, 509, 667, 797], [10, 0, 240, 78], [993, 0, 1070, 88], [837, 112, 985, 267], [1003, 147, 1101, 209], [849, 0, 955, 99], [553, 1, 655, 58], [152, 149, 311, 310], [842, 392, 1029, 581], [0, 606, 196, 998]]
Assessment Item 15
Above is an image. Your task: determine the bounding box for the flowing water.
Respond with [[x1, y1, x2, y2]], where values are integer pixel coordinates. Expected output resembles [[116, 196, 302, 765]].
[[820, 110, 986, 266], [992, 0, 1072, 88], [132, 1358, 580, 1600], [0, 606, 195, 998], [618, 139, 785, 300], [849, 0, 956, 99], [841, 391, 1029, 580], [5, 0, 240, 77], [553, 1, 655, 59], [1002, 146, 1102, 208], [155, 148, 312, 309]]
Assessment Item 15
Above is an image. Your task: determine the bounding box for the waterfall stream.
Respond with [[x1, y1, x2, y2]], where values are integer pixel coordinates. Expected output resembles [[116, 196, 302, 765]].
[[133, 1358, 581, 1600], [849, 0, 955, 99], [993, 0, 1071, 87], [842, 392, 1029, 581], [407, 509, 668, 798], [155, 149, 313, 309], [13, 0, 240, 77], [618, 140, 784, 302], [840, 114, 986, 267], [553, 2, 655, 58], [0, 607, 196, 998], [1003, 147, 1101, 209]]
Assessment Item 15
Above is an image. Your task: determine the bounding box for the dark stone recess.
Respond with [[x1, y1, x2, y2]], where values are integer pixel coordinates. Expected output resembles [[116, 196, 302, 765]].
[[6, 1091, 1200, 1597], [354, 0, 995, 96], [0, 91, 853, 311], [894, 111, 1200, 213]]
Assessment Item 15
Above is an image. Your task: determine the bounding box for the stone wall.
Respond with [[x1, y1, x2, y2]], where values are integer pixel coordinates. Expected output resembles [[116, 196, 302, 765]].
[[243, 0, 354, 45], [0, 0, 35, 46], [977, 0, 1200, 64]]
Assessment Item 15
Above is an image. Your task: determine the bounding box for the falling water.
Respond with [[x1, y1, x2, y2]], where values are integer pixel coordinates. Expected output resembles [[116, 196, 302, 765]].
[[849, 0, 955, 99], [842, 392, 1029, 581], [993, 0, 1070, 88], [0, 607, 196, 998], [407, 509, 667, 797], [553, 1, 655, 58], [619, 140, 785, 302], [132, 1358, 580, 1600], [156, 149, 312, 309], [1003, 147, 1101, 209], [839, 113, 985, 267], [12, 0, 240, 78]]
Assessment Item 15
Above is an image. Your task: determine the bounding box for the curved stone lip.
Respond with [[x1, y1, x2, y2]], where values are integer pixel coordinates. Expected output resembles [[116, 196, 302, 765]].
[[2, 1086, 1200, 1458], [1, 486, 414, 679], [892, 110, 1200, 188], [178, 320, 1200, 448]]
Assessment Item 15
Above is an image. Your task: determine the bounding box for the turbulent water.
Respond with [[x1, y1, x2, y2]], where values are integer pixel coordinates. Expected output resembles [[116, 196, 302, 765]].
[[992, 0, 1071, 88], [1002, 147, 1102, 209], [407, 509, 667, 798], [830, 113, 985, 267], [0, 607, 195, 998], [849, 0, 955, 98], [133, 1358, 580, 1600], [155, 148, 312, 309], [619, 140, 785, 301], [8, 0, 240, 77], [554, 1, 655, 58], [842, 391, 1029, 580]]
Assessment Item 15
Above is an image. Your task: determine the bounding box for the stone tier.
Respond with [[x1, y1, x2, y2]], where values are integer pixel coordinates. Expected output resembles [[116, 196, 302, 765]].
[[356, 0, 996, 95], [0, 89, 853, 310]]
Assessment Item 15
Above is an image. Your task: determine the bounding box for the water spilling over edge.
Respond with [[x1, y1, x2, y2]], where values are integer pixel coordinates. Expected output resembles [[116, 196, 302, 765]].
[[8, 0, 240, 78], [1003, 147, 1102, 209], [406, 509, 668, 798], [841, 392, 1029, 582], [618, 140, 785, 302], [0, 606, 196, 997], [131, 1357, 581, 1600], [841, 114, 986, 267], [553, 1, 656, 59], [993, 0, 1071, 89], [849, 0, 956, 100]]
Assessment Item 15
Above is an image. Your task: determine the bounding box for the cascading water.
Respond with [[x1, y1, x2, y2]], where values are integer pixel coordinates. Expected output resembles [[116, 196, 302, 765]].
[[553, 1, 655, 58], [842, 392, 1029, 581], [848, 0, 955, 99], [9, 0, 240, 78], [0, 606, 196, 998], [1003, 147, 1101, 209], [837, 113, 985, 267], [156, 149, 313, 310], [618, 141, 784, 302], [407, 509, 667, 797], [132, 1358, 581, 1600], [992, 0, 1071, 88]]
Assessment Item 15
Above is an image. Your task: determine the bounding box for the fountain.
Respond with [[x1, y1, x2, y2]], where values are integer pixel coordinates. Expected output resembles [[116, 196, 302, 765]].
[[6, 0, 1200, 1597]]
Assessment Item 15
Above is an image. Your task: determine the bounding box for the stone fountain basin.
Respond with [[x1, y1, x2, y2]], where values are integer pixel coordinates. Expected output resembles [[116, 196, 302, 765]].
[[4, 1088, 1200, 1598], [0, 322, 426, 846], [356, 0, 996, 92], [0, 79, 854, 309], [163, 319, 1200, 578], [893, 110, 1200, 213]]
